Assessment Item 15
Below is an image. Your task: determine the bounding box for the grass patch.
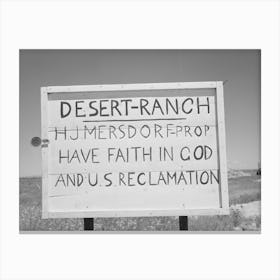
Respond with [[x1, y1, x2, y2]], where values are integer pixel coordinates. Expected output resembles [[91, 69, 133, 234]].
[[19, 175, 261, 231]]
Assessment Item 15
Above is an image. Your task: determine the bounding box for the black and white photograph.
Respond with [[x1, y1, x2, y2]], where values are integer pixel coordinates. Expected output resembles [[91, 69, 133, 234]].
[[1, 1, 280, 280], [20, 49, 261, 232]]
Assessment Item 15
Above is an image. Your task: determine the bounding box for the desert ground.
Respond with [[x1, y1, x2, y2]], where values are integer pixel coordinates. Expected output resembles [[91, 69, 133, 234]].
[[19, 170, 261, 231]]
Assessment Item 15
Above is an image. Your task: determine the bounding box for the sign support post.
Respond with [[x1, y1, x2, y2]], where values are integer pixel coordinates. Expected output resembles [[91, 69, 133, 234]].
[[84, 218, 94, 230], [179, 216, 188, 230]]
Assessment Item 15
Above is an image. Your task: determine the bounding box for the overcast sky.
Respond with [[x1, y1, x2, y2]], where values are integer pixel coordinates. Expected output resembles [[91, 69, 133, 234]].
[[20, 50, 260, 177]]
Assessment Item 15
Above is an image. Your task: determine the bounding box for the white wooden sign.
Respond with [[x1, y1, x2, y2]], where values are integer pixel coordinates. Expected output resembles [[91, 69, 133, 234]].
[[41, 81, 229, 218]]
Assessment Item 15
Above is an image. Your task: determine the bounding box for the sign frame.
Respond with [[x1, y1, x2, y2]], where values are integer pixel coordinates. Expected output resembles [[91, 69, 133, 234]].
[[41, 81, 229, 219]]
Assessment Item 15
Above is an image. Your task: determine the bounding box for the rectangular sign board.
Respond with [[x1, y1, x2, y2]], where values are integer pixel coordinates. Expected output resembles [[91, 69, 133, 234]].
[[41, 81, 229, 218]]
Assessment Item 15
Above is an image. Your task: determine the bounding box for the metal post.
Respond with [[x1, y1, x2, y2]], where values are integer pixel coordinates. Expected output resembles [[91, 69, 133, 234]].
[[84, 218, 94, 230], [179, 216, 188, 230]]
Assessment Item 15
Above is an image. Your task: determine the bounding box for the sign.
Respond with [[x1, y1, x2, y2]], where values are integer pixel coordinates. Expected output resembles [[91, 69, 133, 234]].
[[41, 82, 229, 218]]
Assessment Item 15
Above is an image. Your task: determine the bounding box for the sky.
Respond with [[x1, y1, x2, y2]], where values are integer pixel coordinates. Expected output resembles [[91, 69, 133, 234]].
[[19, 50, 260, 177]]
